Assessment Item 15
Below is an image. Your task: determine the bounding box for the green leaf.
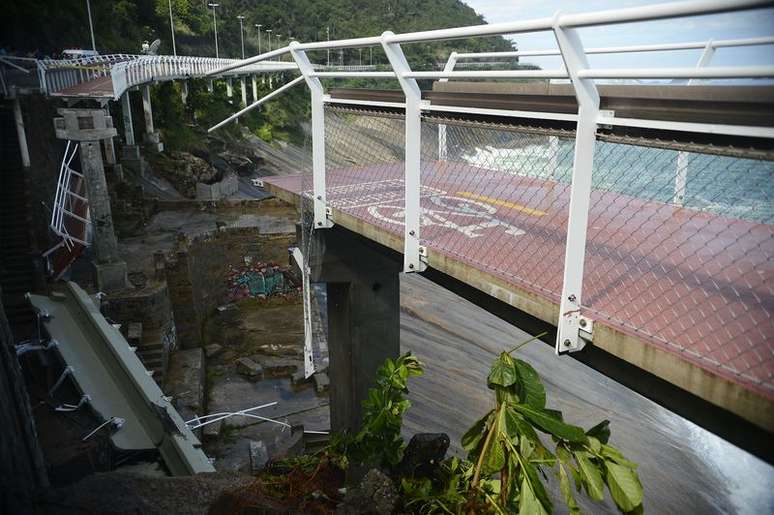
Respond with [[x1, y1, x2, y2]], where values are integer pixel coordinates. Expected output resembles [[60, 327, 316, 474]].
[[588, 436, 602, 454], [605, 461, 644, 512], [462, 411, 492, 454], [514, 359, 546, 408], [511, 404, 587, 443], [586, 420, 611, 444], [601, 444, 639, 469], [558, 464, 581, 515], [518, 475, 549, 515], [483, 438, 506, 475], [521, 459, 553, 513], [576, 453, 605, 502], [488, 352, 518, 389], [509, 409, 555, 464], [520, 435, 534, 459]]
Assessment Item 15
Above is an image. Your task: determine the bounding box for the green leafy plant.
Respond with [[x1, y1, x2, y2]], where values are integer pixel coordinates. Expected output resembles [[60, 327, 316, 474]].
[[333, 352, 424, 469], [404, 333, 643, 514]]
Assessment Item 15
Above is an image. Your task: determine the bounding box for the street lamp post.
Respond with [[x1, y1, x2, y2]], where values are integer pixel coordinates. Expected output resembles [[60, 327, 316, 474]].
[[208, 3, 220, 58], [358, 48, 362, 66], [237, 15, 245, 59], [167, 0, 177, 56], [265, 29, 272, 52], [85, 0, 96, 52], [255, 24, 262, 55], [326, 26, 330, 66]]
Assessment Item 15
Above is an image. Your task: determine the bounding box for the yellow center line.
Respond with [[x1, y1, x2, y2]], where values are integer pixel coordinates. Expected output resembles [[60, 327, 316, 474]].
[[456, 191, 548, 217]]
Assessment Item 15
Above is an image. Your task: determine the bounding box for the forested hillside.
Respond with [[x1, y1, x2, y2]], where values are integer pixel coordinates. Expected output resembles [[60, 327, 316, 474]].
[[3, 0, 514, 66]]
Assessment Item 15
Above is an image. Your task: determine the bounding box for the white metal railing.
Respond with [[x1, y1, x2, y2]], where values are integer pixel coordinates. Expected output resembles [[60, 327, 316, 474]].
[[110, 55, 298, 99], [49, 141, 89, 251], [206, 0, 774, 355]]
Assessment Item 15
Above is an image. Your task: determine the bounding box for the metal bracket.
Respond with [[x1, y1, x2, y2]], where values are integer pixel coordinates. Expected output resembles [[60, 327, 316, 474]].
[[553, 19, 600, 354], [290, 42, 334, 230], [381, 32, 427, 273]]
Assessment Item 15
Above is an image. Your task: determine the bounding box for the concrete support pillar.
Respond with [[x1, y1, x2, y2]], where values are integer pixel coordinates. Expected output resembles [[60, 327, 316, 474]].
[[251, 76, 258, 101], [120, 92, 135, 146], [181, 80, 189, 105], [226, 79, 233, 98], [120, 92, 140, 161], [54, 109, 127, 292], [103, 136, 116, 165], [268, 74, 273, 89], [310, 227, 401, 433], [240, 77, 247, 107], [142, 85, 154, 134], [207, 80, 214, 93], [141, 85, 162, 151], [12, 97, 30, 168]]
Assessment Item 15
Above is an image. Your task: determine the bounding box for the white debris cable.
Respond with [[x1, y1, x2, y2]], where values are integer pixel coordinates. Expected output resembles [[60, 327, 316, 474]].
[[185, 402, 291, 430], [82, 416, 125, 441]]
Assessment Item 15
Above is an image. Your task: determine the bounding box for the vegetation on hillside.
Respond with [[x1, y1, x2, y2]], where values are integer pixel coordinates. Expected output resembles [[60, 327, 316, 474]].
[[3, 0, 515, 66]]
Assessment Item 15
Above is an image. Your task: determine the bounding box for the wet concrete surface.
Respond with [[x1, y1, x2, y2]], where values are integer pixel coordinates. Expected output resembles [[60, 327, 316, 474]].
[[400, 273, 774, 514]]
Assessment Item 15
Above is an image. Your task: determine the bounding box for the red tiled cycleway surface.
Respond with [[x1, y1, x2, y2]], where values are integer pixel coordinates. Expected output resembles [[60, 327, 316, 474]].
[[264, 161, 774, 399]]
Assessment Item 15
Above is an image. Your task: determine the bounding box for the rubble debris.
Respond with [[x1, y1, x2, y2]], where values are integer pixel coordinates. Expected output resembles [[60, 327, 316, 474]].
[[226, 262, 299, 301], [257, 356, 299, 378], [236, 357, 263, 378], [249, 440, 270, 474], [313, 372, 330, 394], [338, 469, 398, 515], [291, 369, 309, 386], [204, 344, 223, 358]]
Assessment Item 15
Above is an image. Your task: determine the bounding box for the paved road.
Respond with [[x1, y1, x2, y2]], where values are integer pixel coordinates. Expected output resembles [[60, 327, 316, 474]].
[[399, 273, 774, 514]]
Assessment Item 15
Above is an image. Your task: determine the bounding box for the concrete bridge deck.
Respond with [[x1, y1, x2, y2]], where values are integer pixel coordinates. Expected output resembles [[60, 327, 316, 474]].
[[263, 162, 774, 432]]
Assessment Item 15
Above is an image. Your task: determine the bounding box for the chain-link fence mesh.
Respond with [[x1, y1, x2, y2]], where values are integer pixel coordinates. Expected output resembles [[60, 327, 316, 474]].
[[311, 107, 773, 396]]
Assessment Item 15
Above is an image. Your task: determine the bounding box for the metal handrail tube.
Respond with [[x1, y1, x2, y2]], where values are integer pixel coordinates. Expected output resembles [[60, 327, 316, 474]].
[[208, 75, 305, 132], [311, 71, 396, 78], [406, 69, 568, 79], [577, 65, 774, 78], [452, 35, 774, 61]]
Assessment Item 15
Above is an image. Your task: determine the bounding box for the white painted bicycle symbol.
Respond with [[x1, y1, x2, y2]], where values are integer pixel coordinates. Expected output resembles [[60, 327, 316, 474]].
[[367, 195, 525, 238]]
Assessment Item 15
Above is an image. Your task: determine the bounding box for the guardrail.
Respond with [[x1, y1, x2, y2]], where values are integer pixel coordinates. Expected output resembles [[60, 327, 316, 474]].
[[206, 0, 774, 362], [110, 55, 298, 99]]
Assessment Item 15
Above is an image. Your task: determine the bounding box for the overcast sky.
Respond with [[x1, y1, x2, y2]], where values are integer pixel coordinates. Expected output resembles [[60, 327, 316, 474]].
[[464, 0, 774, 68]]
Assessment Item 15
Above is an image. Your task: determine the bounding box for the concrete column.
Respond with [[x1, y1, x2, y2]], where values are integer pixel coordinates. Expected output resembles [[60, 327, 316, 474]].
[[310, 227, 401, 433], [12, 97, 30, 168], [268, 74, 273, 89], [251, 76, 258, 101], [54, 108, 127, 291], [142, 85, 154, 134], [181, 80, 189, 105], [207, 80, 214, 93], [226, 79, 233, 98], [142, 85, 162, 151], [103, 136, 116, 165], [240, 78, 247, 107], [120, 92, 135, 146]]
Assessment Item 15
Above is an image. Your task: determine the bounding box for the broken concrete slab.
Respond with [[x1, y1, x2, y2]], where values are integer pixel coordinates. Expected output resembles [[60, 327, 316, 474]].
[[249, 440, 270, 474], [313, 372, 329, 394], [256, 356, 300, 378], [204, 344, 223, 359], [236, 357, 263, 378]]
